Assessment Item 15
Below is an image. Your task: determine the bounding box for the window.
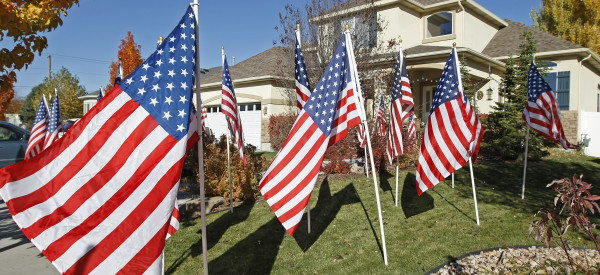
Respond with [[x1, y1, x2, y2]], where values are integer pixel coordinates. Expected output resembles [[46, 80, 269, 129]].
[[247, 104, 254, 111], [0, 126, 24, 141], [239, 105, 246, 111], [426, 12, 453, 38], [543, 71, 570, 110], [339, 13, 377, 48]]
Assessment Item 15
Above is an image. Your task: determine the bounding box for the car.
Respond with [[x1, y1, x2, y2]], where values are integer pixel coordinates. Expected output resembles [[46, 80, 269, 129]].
[[0, 121, 30, 169]]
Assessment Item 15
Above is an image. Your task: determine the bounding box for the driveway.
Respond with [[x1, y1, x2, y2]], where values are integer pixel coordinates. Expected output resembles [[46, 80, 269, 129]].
[[0, 200, 58, 274]]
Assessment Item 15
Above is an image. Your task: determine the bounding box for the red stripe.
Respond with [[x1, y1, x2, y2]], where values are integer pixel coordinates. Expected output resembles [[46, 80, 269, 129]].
[[117, 223, 169, 274], [0, 88, 124, 188], [22, 115, 159, 238], [63, 152, 184, 274], [423, 114, 454, 178], [7, 100, 141, 215], [278, 190, 313, 236], [43, 136, 177, 261]]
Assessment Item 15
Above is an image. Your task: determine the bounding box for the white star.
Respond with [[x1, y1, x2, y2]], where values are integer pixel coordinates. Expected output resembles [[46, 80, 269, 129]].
[[181, 69, 188, 77], [180, 82, 188, 90], [157, 49, 164, 55], [180, 33, 187, 39], [178, 109, 187, 118], [181, 44, 188, 51], [180, 23, 186, 29], [177, 124, 185, 132], [150, 98, 159, 106], [126, 78, 134, 85], [169, 36, 176, 42], [181, 56, 188, 63], [152, 84, 160, 92], [142, 63, 150, 70], [154, 71, 162, 79], [165, 96, 173, 105], [166, 83, 174, 91], [169, 57, 176, 65], [191, 33, 196, 40], [140, 75, 148, 83], [163, 111, 172, 120], [156, 59, 163, 66], [169, 46, 175, 53], [168, 70, 175, 77], [138, 88, 147, 95], [179, 95, 188, 103]]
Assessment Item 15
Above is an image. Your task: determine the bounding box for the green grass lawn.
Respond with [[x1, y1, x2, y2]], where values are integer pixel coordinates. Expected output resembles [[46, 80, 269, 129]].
[[165, 150, 600, 274]]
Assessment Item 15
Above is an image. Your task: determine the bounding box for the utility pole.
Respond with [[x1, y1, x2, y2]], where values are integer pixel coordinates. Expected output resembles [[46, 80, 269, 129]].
[[48, 55, 52, 78]]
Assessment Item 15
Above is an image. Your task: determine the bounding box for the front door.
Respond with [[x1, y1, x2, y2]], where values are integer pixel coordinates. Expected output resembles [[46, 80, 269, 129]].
[[421, 86, 436, 121]]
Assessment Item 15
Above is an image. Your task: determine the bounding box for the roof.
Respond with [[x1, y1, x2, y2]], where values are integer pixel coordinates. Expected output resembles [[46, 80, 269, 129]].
[[482, 19, 584, 58], [200, 46, 293, 85]]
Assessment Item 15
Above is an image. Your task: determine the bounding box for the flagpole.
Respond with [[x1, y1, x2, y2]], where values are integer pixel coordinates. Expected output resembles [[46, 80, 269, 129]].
[[222, 47, 234, 213], [451, 173, 454, 188], [192, 2, 208, 274], [468, 158, 480, 225], [345, 25, 388, 266], [394, 156, 399, 207], [522, 125, 530, 199]]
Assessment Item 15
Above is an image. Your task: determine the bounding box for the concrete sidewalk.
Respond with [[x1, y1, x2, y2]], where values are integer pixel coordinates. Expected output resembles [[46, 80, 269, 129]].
[[0, 201, 57, 274]]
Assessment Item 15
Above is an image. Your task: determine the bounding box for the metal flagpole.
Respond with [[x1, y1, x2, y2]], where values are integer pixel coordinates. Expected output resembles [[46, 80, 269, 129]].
[[522, 126, 530, 199], [222, 47, 234, 213], [452, 173, 454, 188], [365, 146, 369, 178], [345, 25, 388, 266], [468, 158, 480, 225], [395, 156, 399, 207], [296, 24, 310, 234], [192, 1, 208, 274]]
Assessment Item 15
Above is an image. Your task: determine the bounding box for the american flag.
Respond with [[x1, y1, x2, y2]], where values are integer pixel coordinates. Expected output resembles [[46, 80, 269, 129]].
[[259, 34, 362, 235], [523, 63, 576, 150], [295, 28, 311, 113], [97, 88, 104, 102], [25, 98, 49, 159], [221, 56, 246, 165], [0, 7, 198, 274], [114, 57, 124, 86], [376, 96, 386, 136], [386, 46, 412, 164], [43, 93, 62, 149], [415, 48, 476, 195], [200, 102, 208, 136]]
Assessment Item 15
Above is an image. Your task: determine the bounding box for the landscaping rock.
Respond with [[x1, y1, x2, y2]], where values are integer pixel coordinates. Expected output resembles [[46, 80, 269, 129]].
[[182, 196, 225, 219]]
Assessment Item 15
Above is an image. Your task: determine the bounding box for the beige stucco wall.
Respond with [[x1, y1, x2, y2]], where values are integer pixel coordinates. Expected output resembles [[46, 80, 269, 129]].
[[376, 4, 422, 52]]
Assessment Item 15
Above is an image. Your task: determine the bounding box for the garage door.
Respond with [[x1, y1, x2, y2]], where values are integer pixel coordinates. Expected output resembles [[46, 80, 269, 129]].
[[204, 103, 262, 151]]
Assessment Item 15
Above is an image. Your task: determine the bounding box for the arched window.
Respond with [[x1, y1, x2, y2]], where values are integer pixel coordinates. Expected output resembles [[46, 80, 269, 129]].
[[426, 12, 453, 38]]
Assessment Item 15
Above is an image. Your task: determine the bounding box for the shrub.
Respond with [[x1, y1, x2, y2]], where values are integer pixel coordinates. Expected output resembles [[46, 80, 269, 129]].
[[268, 113, 296, 151]]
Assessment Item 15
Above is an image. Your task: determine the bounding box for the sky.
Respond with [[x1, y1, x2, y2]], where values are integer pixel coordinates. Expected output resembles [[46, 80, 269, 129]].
[[12, 0, 542, 98]]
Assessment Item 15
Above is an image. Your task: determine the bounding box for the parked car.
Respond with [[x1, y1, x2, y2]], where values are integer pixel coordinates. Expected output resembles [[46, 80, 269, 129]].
[[0, 121, 30, 169]]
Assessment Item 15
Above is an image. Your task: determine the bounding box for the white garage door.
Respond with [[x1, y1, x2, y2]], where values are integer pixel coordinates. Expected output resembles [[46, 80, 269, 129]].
[[204, 103, 262, 151]]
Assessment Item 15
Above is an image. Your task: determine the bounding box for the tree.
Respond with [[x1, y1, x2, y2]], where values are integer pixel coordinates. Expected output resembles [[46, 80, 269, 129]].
[[0, 1, 80, 93], [532, 0, 600, 55], [20, 67, 85, 127], [481, 31, 554, 160], [105, 31, 143, 92], [0, 73, 16, 120]]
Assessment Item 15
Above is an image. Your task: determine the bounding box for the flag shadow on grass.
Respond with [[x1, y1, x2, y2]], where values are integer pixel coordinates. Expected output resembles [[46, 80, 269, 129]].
[[378, 170, 396, 204], [401, 173, 434, 218], [165, 200, 255, 274], [293, 176, 360, 251]]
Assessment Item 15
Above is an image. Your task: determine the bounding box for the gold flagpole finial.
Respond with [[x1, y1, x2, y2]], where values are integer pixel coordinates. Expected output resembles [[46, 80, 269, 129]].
[[452, 42, 457, 47], [158, 36, 164, 44], [222, 46, 224, 50], [296, 23, 300, 30], [345, 24, 350, 30], [399, 39, 403, 43]]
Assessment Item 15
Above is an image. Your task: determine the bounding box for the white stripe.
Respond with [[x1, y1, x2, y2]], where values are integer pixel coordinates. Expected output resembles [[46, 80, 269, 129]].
[[0, 92, 130, 202], [53, 133, 187, 272], [31, 125, 166, 249], [89, 184, 178, 275], [274, 170, 320, 218], [420, 119, 450, 180], [142, 252, 163, 275], [17, 107, 152, 229]]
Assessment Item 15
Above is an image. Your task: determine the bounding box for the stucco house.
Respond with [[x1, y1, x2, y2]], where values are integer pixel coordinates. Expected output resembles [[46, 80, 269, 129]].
[[195, 0, 600, 152]]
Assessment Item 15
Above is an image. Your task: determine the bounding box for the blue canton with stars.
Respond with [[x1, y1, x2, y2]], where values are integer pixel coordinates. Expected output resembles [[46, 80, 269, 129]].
[[48, 95, 61, 134], [303, 35, 352, 136], [118, 6, 196, 140], [295, 36, 310, 90], [527, 63, 553, 102], [391, 52, 407, 102], [430, 50, 461, 116]]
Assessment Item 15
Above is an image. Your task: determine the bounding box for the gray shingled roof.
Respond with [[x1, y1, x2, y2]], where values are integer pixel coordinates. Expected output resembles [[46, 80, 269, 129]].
[[482, 19, 583, 58], [201, 46, 293, 84]]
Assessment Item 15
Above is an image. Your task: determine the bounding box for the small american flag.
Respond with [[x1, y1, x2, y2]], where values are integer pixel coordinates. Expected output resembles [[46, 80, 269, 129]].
[[221, 56, 246, 165], [295, 28, 311, 113], [386, 46, 412, 164], [0, 7, 198, 274], [43, 93, 62, 149], [259, 34, 362, 235], [97, 88, 104, 102], [406, 112, 416, 147], [523, 63, 576, 150], [200, 102, 208, 136], [415, 48, 476, 195], [376, 96, 386, 136], [25, 98, 49, 159], [114, 58, 124, 86]]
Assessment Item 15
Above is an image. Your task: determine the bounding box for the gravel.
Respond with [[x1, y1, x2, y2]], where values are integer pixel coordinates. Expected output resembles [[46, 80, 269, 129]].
[[430, 246, 600, 274]]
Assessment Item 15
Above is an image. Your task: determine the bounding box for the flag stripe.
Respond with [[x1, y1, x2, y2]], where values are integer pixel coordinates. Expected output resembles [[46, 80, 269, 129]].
[[117, 222, 168, 275]]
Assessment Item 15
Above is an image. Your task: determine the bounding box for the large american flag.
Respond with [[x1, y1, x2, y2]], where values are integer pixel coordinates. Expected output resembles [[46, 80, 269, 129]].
[[259, 34, 362, 235], [386, 46, 413, 164], [376, 96, 386, 136], [0, 7, 198, 274], [523, 63, 576, 150], [221, 56, 246, 164], [43, 93, 62, 149], [295, 28, 311, 113], [415, 48, 476, 195], [25, 98, 49, 159]]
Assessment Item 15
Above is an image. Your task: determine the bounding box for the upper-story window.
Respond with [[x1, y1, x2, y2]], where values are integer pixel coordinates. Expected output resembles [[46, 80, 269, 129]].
[[426, 12, 453, 38], [339, 13, 377, 48]]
